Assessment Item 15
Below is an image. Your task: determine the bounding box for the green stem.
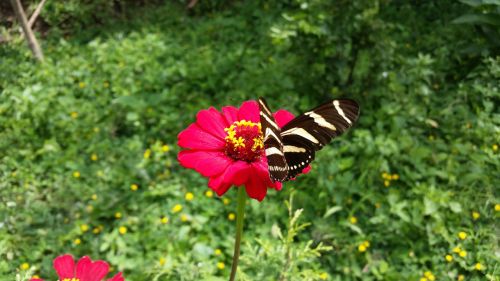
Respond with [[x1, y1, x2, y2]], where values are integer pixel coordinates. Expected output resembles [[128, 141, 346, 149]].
[[229, 187, 247, 281]]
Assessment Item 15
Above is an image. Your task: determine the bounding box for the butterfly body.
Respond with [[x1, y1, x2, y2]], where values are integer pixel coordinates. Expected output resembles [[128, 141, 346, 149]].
[[258, 97, 360, 182]]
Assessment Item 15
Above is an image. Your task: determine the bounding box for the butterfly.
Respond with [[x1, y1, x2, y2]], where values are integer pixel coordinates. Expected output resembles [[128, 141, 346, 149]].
[[258, 97, 360, 182]]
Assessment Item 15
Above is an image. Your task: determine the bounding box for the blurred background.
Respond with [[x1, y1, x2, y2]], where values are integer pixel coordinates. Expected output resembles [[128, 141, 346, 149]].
[[0, 0, 499, 280]]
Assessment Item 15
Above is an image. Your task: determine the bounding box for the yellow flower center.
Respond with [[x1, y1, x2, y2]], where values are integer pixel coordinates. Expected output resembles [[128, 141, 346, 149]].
[[224, 120, 263, 162]]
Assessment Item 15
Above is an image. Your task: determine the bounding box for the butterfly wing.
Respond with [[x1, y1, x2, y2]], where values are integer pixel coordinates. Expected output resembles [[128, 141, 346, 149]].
[[258, 97, 288, 182], [280, 99, 360, 180]]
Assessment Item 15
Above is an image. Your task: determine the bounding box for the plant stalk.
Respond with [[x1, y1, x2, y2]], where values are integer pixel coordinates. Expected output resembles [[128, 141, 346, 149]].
[[229, 187, 247, 281]]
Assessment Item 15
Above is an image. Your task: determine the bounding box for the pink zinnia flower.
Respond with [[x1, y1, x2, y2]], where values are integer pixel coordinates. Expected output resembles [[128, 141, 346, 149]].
[[30, 254, 124, 281], [178, 100, 309, 201]]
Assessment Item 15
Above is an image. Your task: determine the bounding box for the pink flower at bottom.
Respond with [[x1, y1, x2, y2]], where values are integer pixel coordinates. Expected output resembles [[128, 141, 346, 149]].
[[178, 100, 310, 201], [30, 254, 124, 281]]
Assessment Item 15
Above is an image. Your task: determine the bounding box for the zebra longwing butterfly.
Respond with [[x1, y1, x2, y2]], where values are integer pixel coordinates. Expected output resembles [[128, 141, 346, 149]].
[[258, 97, 360, 182]]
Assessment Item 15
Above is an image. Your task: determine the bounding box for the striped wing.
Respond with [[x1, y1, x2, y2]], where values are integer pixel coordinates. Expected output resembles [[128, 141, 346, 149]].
[[258, 97, 288, 182], [280, 99, 359, 180]]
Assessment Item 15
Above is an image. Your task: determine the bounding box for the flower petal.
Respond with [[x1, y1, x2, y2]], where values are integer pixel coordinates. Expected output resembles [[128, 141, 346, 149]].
[[178, 123, 225, 150], [53, 255, 75, 280], [273, 109, 295, 128], [84, 260, 109, 281], [178, 150, 232, 177], [107, 272, 124, 281], [75, 256, 92, 279], [208, 173, 232, 196], [196, 107, 227, 139], [244, 170, 268, 201], [254, 160, 282, 190], [222, 106, 238, 125], [237, 100, 259, 123], [222, 161, 251, 186]]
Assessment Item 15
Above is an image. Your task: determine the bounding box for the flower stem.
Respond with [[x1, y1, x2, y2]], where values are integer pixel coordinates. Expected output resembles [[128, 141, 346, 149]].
[[229, 187, 247, 281]]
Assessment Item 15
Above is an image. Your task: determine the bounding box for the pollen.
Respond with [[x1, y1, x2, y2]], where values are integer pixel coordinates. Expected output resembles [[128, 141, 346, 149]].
[[224, 120, 264, 162]]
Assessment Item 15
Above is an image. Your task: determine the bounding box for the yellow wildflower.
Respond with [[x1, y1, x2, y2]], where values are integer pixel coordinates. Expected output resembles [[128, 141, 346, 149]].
[[92, 227, 101, 234], [180, 214, 189, 222], [86, 205, 93, 212], [349, 216, 357, 224], [214, 249, 222, 256], [70, 112, 78, 119], [172, 204, 182, 213], [457, 275, 464, 281], [80, 224, 89, 232], [391, 174, 399, 180], [363, 241, 370, 247], [319, 272, 328, 280], [159, 257, 165, 266], [78, 82, 86, 88], [91, 154, 98, 161], [384, 180, 390, 187], [459, 250, 467, 257], [493, 144, 498, 152], [472, 211, 480, 220], [162, 145, 170, 152], [458, 231, 467, 240], [32, 275, 40, 279], [161, 217, 169, 224], [143, 149, 151, 159], [74, 238, 81, 245], [119, 226, 127, 234], [358, 244, 367, 252], [381, 172, 390, 179], [223, 198, 230, 205], [445, 254, 453, 262], [424, 271, 435, 281], [217, 262, 225, 270], [130, 184, 138, 191], [185, 192, 194, 201], [228, 213, 236, 221], [103, 81, 109, 88], [452, 246, 461, 253], [205, 190, 214, 198], [115, 212, 122, 219], [474, 263, 483, 271], [420, 278, 427, 281], [73, 171, 80, 178], [495, 204, 500, 212], [20, 263, 30, 270]]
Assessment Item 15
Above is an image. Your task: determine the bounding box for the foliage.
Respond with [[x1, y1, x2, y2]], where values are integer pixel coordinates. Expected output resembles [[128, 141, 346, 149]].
[[0, 1, 499, 280]]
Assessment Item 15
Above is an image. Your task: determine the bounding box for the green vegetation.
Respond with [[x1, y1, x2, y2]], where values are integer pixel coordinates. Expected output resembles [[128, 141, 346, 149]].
[[1, 1, 498, 280]]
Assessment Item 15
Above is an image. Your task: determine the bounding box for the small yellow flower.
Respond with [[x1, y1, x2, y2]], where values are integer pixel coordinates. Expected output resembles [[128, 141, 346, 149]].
[[420, 277, 427, 281], [74, 238, 81, 245], [319, 272, 328, 280], [92, 227, 101, 234], [143, 149, 151, 159], [458, 231, 467, 240], [162, 145, 170, 152], [86, 205, 93, 213], [214, 249, 222, 256], [205, 190, 214, 198], [172, 204, 182, 213], [428, 275, 435, 281], [78, 82, 86, 88], [445, 254, 453, 262], [493, 144, 498, 152], [452, 246, 461, 253], [180, 214, 189, 222], [495, 204, 500, 212], [228, 213, 236, 221], [119, 226, 127, 234], [358, 244, 367, 252], [217, 262, 225, 270], [161, 216, 169, 224], [391, 174, 399, 180], [383, 180, 390, 187], [474, 262, 483, 271], [93, 127, 100, 133], [80, 224, 89, 232], [424, 271, 435, 281], [349, 216, 357, 224], [362, 241, 370, 247], [472, 211, 480, 220], [130, 184, 138, 191], [375, 202, 381, 208], [115, 212, 122, 219], [91, 154, 98, 161], [381, 172, 390, 179], [103, 81, 110, 88], [457, 274, 464, 281], [185, 192, 194, 201], [459, 250, 467, 257], [159, 257, 165, 266], [73, 171, 81, 178], [91, 194, 97, 200], [223, 198, 230, 205], [32, 275, 40, 279], [20, 263, 30, 270], [70, 111, 78, 119]]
